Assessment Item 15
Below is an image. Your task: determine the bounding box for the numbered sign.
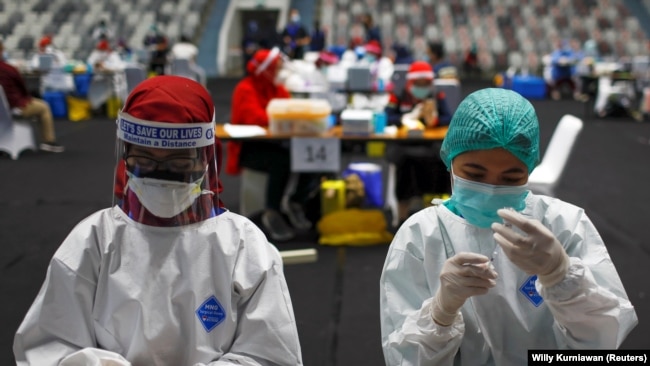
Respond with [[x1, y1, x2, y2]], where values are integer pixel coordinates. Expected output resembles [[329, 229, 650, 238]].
[[290, 137, 341, 172]]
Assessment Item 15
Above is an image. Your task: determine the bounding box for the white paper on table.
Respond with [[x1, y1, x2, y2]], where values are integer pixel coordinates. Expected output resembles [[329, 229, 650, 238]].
[[223, 124, 268, 138]]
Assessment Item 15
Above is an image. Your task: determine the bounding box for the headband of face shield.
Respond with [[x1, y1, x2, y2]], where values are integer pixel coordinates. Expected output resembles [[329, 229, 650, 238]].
[[113, 75, 222, 226], [247, 47, 292, 85]]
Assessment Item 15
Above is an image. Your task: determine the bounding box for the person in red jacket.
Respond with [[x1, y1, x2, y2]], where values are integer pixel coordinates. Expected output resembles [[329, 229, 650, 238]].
[[226, 47, 311, 242], [0, 38, 64, 152]]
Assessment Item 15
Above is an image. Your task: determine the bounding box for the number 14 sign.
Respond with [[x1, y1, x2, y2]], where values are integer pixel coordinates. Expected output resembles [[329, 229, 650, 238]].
[[290, 137, 341, 172]]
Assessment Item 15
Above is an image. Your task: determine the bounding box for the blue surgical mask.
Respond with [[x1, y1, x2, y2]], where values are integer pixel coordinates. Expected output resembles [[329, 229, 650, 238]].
[[449, 173, 528, 228], [364, 54, 377, 63], [409, 85, 431, 100]]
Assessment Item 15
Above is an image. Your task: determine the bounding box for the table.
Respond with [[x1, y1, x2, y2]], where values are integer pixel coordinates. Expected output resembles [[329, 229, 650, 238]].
[[215, 124, 448, 141], [217, 123, 449, 225]]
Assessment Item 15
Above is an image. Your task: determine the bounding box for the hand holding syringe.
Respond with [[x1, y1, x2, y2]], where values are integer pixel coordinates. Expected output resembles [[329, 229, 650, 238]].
[[492, 208, 570, 287]]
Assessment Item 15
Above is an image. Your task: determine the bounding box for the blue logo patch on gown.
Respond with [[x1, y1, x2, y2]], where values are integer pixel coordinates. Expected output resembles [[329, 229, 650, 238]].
[[196, 295, 226, 332], [519, 275, 544, 307]]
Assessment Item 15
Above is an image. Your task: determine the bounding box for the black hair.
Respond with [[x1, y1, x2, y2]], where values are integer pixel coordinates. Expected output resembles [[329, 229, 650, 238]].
[[427, 41, 444, 58]]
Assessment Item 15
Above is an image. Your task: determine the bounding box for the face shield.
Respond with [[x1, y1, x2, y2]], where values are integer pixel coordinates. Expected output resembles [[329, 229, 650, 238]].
[[113, 111, 220, 226], [253, 47, 293, 85]]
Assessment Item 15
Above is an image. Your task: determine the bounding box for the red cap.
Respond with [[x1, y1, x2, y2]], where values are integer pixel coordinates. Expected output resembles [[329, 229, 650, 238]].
[[407, 61, 435, 80], [38, 35, 52, 49], [96, 40, 110, 51], [123, 75, 214, 123], [364, 40, 382, 56], [316, 51, 339, 67]]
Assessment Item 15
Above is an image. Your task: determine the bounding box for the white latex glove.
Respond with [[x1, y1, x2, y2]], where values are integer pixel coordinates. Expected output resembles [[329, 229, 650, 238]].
[[431, 252, 498, 326], [401, 104, 424, 130], [491, 208, 570, 287]]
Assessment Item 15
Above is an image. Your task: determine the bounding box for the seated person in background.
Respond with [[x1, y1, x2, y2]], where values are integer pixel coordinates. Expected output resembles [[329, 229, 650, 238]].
[[309, 51, 339, 90], [548, 39, 579, 100], [361, 40, 394, 90], [339, 36, 365, 66], [29, 35, 67, 70], [380, 88, 637, 365], [427, 41, 458, 79], [385, 61, 452, 225], [87, 40, 124, 72], [0, 38, 64, 153], [115, 38, 134, 63], [87, 40, 127, 109], [30, 35, 74, 94], [14, 76, 303, 365], [169, 34, 207, 87], [226, 47, 313, 242]]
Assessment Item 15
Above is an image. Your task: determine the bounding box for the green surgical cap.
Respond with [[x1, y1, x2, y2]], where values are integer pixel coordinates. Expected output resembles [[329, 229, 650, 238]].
[[440, 88, 540, 173]]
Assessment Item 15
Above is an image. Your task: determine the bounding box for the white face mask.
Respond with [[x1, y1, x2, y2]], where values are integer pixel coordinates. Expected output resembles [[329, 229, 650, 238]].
[[127, 172, 205, 218], [273, 68, 291, 86]]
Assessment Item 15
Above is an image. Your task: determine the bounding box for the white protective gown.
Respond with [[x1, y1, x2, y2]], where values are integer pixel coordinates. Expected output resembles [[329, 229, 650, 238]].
[[14, 207, 303, 366], [380, 193, 637, 366]]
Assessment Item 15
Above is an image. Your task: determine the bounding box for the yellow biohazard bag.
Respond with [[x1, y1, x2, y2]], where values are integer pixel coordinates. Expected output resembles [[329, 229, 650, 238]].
[[317, 208, 393, 246], [106, 95, 122, 118], [66, 96, 91, 122]]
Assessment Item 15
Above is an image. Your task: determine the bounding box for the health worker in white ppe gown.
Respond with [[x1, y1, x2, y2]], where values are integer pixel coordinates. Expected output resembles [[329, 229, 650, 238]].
[[379, 88, 637, 366], [13, 75, 303, 366]]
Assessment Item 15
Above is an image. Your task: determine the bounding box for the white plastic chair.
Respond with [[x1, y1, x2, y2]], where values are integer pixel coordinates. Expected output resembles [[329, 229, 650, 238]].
[[528, 114, 584, 196], [170, 58, 195, 79], [0, 86, 37, 160], [124, 65, 147, 95]]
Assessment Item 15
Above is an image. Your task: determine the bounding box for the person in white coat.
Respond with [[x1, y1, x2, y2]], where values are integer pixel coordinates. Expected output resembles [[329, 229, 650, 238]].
[[380, 87, 637, 365], [169, 34, 207, 87], [13, 76, 303, 366]]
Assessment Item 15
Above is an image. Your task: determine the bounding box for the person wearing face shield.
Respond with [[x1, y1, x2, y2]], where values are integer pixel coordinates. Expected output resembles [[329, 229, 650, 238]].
[[361, 40, 394, 89], [226, 47, 314, 242], [13, 76, 303, 366], [379, 88, 637, 365], [384, 61, 452, 225]]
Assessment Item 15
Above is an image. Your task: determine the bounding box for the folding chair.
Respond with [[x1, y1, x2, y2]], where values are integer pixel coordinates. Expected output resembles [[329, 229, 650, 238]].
[[0, 86, 37, 160], [434, 78, 462, 115]]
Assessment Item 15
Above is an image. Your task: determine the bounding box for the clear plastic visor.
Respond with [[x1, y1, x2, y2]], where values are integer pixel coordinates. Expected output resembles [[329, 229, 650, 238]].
[[112, 112, 220, 226]]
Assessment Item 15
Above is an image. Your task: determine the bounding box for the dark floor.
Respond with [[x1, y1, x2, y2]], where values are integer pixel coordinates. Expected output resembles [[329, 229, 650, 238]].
[[1, 79, 649, 365]]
